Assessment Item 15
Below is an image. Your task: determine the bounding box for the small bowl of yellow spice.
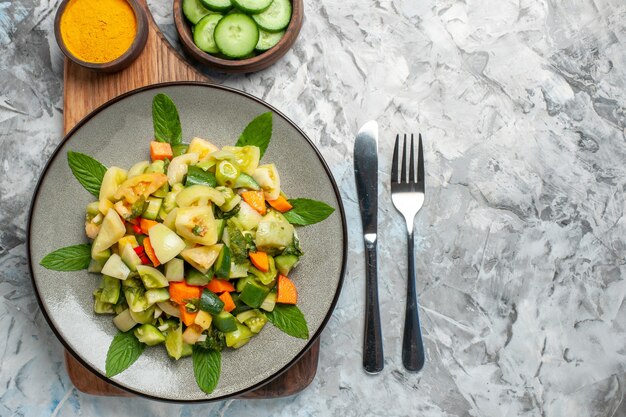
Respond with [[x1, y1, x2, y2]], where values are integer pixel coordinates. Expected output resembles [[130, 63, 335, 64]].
[[54, 0, 148, 72]]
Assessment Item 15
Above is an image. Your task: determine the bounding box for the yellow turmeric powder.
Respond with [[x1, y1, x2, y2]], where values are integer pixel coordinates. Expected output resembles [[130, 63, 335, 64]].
[[60, 0, 137, 63]]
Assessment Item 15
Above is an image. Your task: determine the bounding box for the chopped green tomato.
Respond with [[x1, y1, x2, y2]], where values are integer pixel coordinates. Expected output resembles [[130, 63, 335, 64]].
[[157, 300, 181, 318], [92, 248, 111, 264], [199, 289, 225, 314], [248, 256, 277, 285], [229, 261, 249, 278], [274, 254, 299, 276], [212, 311, 238, 332], [100, 275, 121, 304], [255, 219, 294, 253], [167, 153, 199, 186], [121, 243, 142, 272], [163, 183, 184, 213], [252, 164, 280, 200], [221, 195, 242, 213], [236, 309, 268, 333], [113, 309, 137, 332], [186, 166, 217, 187], [99, 166, 128, 202], [239, 278, 270, 308], [124, 286, 148, 313], [93, 290, 115, 314], [145, 288, 171, 305], [101, 254, 131, 280], [88, 259, 105, 273], [142, 197, 163, 220], [182, 325, 203, 345], [180, 244, 222, 274], [260, 291, 276, 312], [86, 201, 101, 217], [231, 293, 252, 315], [172, 144, 189, 157], [225, 322, 254, 348], [194, 310, 213, 330], [165, 258, 184, 281], [188, 137, 219, 161], [91, 210, 126, 256], [176, 184, 225, 207], [129, 305, 156, 324], [176, 206, 218, 246], [186, 267, 212, 286], [214, 245, 231, 278], [163, 208, 178, 231], [165, 324, 184, 359], [181, 343, 193, 357], [127, 161, 150, 178], [236, 201, 263, 230], [147, 160, 166, 174], [134, 324, 166, 346], [148, 223, 186, 264], [233, 173, 261, 190], [215, 160, 239, 188], [136, 265, 169, 289], [222, 146, 260, 176]]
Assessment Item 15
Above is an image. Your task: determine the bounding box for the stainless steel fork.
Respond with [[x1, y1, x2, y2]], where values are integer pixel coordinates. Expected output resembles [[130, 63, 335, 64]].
[[391, 133, 426, 372]]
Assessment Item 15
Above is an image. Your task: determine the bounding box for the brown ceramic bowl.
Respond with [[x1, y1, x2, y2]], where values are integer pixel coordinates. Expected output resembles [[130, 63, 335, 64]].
[[174, 0, 303, 73], [54, 0, 149, 73]]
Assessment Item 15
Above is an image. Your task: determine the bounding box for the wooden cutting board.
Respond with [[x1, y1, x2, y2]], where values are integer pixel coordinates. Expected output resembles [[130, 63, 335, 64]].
[[62, 0, 319, 399]]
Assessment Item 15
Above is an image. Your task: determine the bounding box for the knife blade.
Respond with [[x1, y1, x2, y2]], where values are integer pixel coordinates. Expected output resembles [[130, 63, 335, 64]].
[[354, 121, 384, 374]]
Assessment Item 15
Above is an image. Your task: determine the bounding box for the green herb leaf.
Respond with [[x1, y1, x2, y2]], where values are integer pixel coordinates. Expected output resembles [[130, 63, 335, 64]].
[[152, 94, 182, 145], [105, 331, 145, 377], [266, 304, 309, 339], [67, 151, 107, 198], [40, 244, 92, 271], [235, 112, 272, 157], [283, 199, 335, 226], [192, 346, 221, 394]]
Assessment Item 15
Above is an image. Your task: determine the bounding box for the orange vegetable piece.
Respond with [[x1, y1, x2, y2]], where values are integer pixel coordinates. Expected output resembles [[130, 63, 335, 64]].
[[249, 251, 269, 272], [169, 281, 202, 305], [276, 275, 298, 305], [267, 195, 293, 213], [179, 305, 198, 326], [218, 292, 236, 313], [150, 141, 173, 161], [140, 218, 159, 234], [142, 237, 160, 267], [241, 190, 266, 215], [206, 278, 235, 293]]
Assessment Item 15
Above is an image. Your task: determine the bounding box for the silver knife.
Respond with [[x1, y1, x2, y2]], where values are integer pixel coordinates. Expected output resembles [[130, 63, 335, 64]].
[[354, 121, 384, 374]]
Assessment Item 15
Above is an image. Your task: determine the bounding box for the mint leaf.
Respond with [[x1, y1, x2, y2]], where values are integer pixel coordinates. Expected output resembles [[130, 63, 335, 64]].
[[266, 304, 309, 339], [105, 331, 145, 377], [236, 112, 272, 157], [67, 151, 107, 198], [40, 244, 91, 271], [192, 346, 221, 394], [283, 199, 335, 226], [152, 94, 182, 145]]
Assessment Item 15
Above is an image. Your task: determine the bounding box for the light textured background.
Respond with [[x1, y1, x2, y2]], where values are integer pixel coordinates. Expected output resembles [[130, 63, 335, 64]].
[[1, 0, 625, 416]]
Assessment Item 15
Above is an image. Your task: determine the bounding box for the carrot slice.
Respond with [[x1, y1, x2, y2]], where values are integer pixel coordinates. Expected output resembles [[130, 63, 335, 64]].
[[169, 281, 202, 305], [276, 274, 298, 305], [267, 195, 293, 213], [241, 190, 266, 215], [140, 218, 159, 234], [142, 237, 160, 267], [150, 141, 173, 161], [219, 292, 236, 312], [179, 305, 198, 326], [249, 251, 269, 272], [206, 278, 235, 293]]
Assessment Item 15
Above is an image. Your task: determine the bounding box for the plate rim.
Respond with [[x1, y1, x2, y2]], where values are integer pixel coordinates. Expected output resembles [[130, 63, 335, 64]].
[[27, 81, 348, 403]]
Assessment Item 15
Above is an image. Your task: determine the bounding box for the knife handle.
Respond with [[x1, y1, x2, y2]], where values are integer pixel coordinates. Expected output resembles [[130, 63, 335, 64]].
[[363, 236, 384, 374]]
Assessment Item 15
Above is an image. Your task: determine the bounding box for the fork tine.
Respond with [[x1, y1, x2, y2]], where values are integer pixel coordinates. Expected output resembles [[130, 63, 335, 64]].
[[391, 134, 399, 183], [417, 133, 424, 186], [400, 134, 407, 183], [409, 134, 415, 183]]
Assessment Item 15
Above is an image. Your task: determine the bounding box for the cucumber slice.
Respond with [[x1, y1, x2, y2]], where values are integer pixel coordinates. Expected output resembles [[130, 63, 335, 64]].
[[214, 14, 259, 58], [232, 0, 273, 14], [183, 0, 212, 24], [251, 0, 290, 32], [193, 14, 224, 54], [255, 29, 284, 51], [200, 0, 232, 12]]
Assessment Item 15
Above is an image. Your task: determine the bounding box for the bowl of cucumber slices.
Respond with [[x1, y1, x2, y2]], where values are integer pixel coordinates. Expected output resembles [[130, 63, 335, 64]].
[[174, 0, 303, 73]]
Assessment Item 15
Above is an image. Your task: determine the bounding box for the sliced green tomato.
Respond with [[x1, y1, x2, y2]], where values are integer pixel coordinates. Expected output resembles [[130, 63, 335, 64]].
[[128, 161, 150, 178], [252, 164, 280, 200], [99, 167, 128, 202], [134, 324, 165, 346], [165, 258, 185, 281], [157, 300, 181, 318], [93, 295, 114, 314], [236, 201, 263, 230], [124, 287, 148, 313], [199, 289, 225, 314], [145, 288, 171, 305], [200, 0, 232, 12], [233, 173, 260, 190], [148, 223, 186, 264], [255, 219, 294, 253], [120, 243, 142, 272], [183, 0, 211, 24], [251, 0, 291, 32], [255, 29, 284, 51], [214, 245, 231, 278], [248, 256, 276, 285], [193, 13, 223, 54], [232, 0, 272, 13], [167, 153, 199, 186], [163, 183, 184, 213], [180, 244, 223, 274], [100, 275, 121, 304], [165, 324, 184, 359], [188, 137, 220, 161], [236, 309, 268, 333], [225, 322, 254, 348], [113, 309, 137, 332], [129, 305, 156, 324], [176, 185, 225, 207], [136, 265, 169, 289], [163, 208, 178, 231], [175, 206, 218, 245], [114, 173, 168, 204], [101, 254, 131, 280], [147, 160, 166, 174], [91, 210, 126, 256], [222, 146, 260, 176], [215, 160, 240, 188], [212, 311, 238, 332], [185, 166, 217, 187]]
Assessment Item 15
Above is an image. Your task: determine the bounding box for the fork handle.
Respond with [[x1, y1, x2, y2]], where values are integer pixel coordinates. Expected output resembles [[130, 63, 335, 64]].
[[403, 230, 425, 371], [363, 237, 384, 374]]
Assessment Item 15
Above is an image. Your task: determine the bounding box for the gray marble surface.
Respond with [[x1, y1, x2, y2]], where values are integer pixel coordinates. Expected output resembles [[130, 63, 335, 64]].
[[1, 0, 625, 415]]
